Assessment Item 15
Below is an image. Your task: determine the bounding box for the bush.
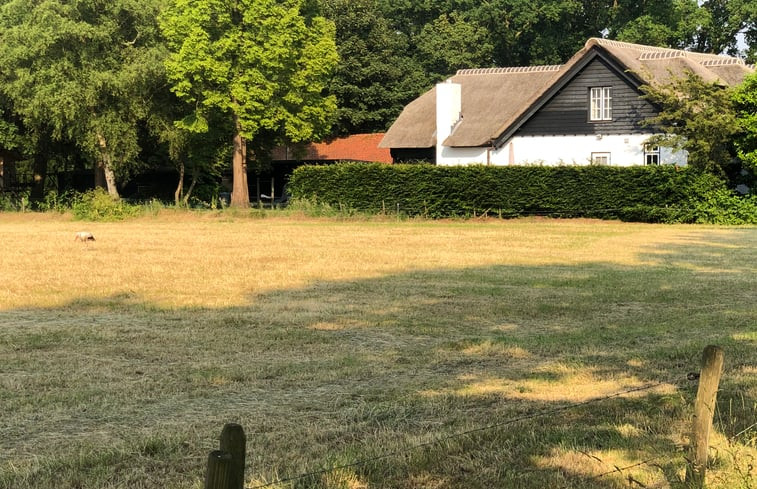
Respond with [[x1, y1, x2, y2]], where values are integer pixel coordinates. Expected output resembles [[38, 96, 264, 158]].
[[676, 187, 757, 224], [71, 189, 143, 221], [0, 190, 30, 212], [35, 190, 79, 213], [288, 163, 757, 224]]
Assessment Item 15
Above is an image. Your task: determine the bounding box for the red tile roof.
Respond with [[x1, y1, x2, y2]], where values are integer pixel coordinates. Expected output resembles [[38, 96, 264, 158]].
[[272, 133, 392, 164]]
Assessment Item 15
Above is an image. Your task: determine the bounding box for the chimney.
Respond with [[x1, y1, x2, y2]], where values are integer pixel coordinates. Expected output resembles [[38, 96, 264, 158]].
[[436, 80, 461, 165]]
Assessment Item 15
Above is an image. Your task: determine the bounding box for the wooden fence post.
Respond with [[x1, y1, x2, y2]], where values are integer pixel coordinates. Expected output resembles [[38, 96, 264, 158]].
[[220, 423, 246, 489], [204, 424, 246, 489], [205, 450, 233, 489], [686, 345, 724, 489]]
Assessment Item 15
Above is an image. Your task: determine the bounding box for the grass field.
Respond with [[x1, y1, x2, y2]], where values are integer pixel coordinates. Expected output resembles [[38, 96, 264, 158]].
[[0, 211, 755, 489]]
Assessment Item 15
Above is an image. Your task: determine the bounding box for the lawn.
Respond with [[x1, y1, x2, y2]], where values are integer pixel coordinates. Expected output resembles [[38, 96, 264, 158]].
[[0, 212, 755, 489]]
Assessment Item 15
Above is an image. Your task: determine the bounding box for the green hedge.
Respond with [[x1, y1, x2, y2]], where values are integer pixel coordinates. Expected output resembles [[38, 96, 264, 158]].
[[288, 163, 757, 224]]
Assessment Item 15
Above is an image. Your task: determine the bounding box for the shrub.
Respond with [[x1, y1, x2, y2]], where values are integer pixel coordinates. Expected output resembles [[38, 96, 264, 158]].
[[35, 190, 79, 213], [0, 190, 30, 212], [71, 189, 143, 221], [288, 163, 757, 224]]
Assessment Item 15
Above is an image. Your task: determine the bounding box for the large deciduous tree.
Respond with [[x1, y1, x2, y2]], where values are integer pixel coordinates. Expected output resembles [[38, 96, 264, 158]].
[[608, 0, 704, 48], [160, 0, 338, 208], [642, 72, 740, 175], [0, 0, 165, 199], [416, 12, 494, 79], [696, 0, 757, 59], [732, 73, 757, 172], [321, 0, 428, 135]]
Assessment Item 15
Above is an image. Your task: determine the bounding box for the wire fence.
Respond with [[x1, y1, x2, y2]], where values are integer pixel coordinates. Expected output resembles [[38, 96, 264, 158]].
[[205, 347, 739, 489], [244, 380, 682, 489]]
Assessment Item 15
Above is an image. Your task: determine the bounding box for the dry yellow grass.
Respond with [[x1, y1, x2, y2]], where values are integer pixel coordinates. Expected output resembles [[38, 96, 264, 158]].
[[0, 212, 728, 310], [0, 212, 754, 489]]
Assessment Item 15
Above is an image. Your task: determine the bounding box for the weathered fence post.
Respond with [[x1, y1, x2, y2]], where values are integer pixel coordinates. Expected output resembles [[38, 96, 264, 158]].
[[220, 423, 246, 489], [686, 345, 724, 489], [205, 450, 232, 489], [204, 423, 246, 489]]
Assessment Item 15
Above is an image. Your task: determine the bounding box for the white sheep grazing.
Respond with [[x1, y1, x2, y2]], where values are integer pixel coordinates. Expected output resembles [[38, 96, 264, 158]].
[[74, 231, 96, 242]]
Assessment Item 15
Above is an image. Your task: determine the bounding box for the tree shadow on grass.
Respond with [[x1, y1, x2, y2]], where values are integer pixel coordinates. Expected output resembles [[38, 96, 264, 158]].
[[0, 231, 755, 488]]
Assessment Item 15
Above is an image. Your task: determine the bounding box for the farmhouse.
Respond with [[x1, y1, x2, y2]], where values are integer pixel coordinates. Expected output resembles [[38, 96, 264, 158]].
[[380, 38, 755, 167]]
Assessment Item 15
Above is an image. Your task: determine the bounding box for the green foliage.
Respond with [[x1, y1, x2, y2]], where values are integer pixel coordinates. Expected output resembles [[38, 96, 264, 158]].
[[321, 0, 428, 135], [675, 187, 757, 225], [611, 0, 704, 48], [35, 190, 78, 213], [697, 0, 757, 60], [732, 72, 757, 172], [642, 72, 740, 175], [160, 0, 339, 206], [0, 190, 29, 211], [71, 189, 143, 221], [415, 12, 494, 78], [0, 0, 166, 197], [160, 0, 338, 145], [289, 163, 757, 224]]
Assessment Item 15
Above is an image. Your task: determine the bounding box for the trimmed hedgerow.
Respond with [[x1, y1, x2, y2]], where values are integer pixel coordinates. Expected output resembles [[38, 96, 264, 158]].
[[288, 163, 757, 224]]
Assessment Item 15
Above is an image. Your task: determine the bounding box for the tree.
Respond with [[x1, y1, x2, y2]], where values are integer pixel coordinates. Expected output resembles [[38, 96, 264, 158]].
[[696, 0, 757, 59], [416, 12, 494, 79], [0, 0, 165, 199], [641, 71, 740, 175], [732, 73, 757, 171], [160, 0, 338, 208], [321, 0, 428, 135], [609, 0, 703, 48], [469, 0, 589, 66]]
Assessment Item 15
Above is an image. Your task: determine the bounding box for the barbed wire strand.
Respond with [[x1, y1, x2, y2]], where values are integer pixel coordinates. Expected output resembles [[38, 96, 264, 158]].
[[247, 381, 670, 489], [588, 456, 668, 480]]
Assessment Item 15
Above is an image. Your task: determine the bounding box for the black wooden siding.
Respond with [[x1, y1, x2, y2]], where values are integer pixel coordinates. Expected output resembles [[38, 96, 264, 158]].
[[516, 57, 658, 136]]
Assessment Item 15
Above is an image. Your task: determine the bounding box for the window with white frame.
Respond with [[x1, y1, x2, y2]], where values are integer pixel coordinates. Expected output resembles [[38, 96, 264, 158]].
[[591, 152, 611, 165], [644, 145, 660, 165], [590, 87, 612, 121]]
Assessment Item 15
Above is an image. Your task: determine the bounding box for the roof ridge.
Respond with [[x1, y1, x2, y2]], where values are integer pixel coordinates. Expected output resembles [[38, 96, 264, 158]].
[[591, 37, 747, 67], [591, 38, 680, 54], [698, 57, 747, 66], [456, 65, 561, 76], [638, 50, 685, 61]]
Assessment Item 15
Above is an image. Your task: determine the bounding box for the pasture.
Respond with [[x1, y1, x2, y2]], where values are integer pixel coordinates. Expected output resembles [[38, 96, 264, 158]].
[[0, 212, 755, 488]]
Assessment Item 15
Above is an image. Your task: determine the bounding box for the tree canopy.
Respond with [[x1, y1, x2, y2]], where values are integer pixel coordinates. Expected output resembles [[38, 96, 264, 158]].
[[642, 72, 743, 175], [733, 73, 757, 171], [0, 0, 165, 198], [159, 0, 338, 207]]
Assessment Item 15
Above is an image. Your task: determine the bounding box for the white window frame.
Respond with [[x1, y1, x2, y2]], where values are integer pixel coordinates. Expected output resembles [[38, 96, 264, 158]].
[[644, 145, 660, 165], [591, 152, 611, 166], [590, 87, 612, 121]]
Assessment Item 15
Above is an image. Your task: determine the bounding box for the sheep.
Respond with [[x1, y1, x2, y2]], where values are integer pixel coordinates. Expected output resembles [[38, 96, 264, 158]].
[[74, 231, 96, 242]]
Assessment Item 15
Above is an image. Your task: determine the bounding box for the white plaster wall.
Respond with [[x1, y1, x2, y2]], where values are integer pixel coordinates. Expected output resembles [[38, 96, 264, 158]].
[[435, 134, 688, 167], [436, 82, 462, 165]]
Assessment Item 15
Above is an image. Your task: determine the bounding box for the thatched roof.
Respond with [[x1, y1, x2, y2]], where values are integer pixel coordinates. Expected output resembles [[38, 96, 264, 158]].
[[379, 38, 755, 150]]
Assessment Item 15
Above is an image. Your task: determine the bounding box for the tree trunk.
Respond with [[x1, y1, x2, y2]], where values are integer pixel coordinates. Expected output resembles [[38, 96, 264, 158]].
[[175, 160, 185, 205], [182, 164, 199, 206], [96, 133, 120, 199], [230, 113, 249, 208]]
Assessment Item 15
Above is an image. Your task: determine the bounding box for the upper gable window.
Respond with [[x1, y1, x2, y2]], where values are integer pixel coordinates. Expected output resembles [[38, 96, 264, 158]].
[[590, 87, 612, 121]]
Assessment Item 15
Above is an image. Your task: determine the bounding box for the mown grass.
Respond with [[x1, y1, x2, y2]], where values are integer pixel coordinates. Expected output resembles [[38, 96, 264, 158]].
[[0, 211, 755, 489]]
